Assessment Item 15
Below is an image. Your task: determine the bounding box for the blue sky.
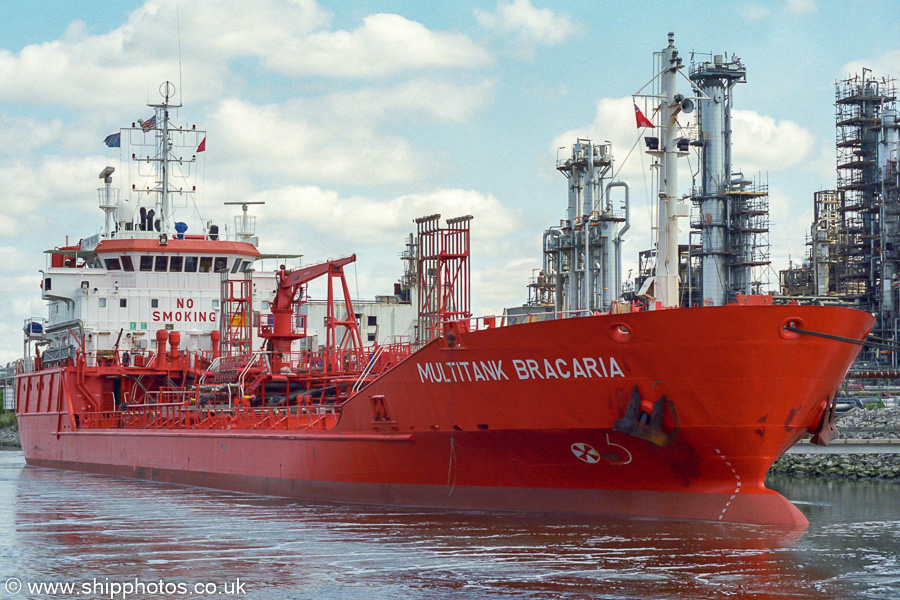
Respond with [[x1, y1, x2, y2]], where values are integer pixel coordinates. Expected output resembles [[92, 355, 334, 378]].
[[1, 0, 898, 363]]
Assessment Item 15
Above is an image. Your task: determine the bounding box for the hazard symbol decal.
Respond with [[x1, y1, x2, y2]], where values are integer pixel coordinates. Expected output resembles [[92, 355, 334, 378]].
[[571, 442, 601, 464]]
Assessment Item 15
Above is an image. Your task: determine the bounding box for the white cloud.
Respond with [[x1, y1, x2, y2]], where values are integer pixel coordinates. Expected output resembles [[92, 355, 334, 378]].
[[807, 143, 837, 181], [0, 249, 33, 274], [0, 274, 48, 364], [0, 155, 106, 234], [472, 256, 539, 315], [206, 98, 425, 185], [0, 6, 231, 108], [841, 49, 900, 80], [475, 0, 580, 53], [767, 183, 814, 274], [731, 109, 815, 174], [254, 186, 516, 254], [0, 114, 64, 155], [266, 13, 492, 77], [325, 78, 497, 124], [740, 4, 774, 20], [174, 0, 332, 57], [244, 186, 528, 315], [785, 0, 817, 14], [0, 1, 490, 109], [204, 77, 496, 187], [740, 0, 815, 21]]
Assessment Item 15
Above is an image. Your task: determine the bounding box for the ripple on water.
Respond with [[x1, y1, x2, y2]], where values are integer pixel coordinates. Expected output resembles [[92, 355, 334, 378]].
[[0, 452, 898, 599]]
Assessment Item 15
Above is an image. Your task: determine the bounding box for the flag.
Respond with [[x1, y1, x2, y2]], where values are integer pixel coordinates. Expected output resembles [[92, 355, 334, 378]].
[[139, 115, 157, 132], [634, 103, 655, 128], [196, 136, 206, 153], [103, 132, 121, 148]]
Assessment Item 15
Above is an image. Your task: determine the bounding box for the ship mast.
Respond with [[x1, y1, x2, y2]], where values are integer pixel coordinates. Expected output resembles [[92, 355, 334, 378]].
[[131, 81, 203, 236], [641, 33, 689, 309], [151, 82, 178, 234], [655, 33, 687, 308]]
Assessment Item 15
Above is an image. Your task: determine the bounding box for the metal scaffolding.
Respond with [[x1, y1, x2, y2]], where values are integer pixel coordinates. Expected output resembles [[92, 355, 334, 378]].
[[689, 52, 771, 304], [780, 70, 900, 365], [726, 175, 771, 295], [811, 189, 844, 295], [836, 71, 900, 364]]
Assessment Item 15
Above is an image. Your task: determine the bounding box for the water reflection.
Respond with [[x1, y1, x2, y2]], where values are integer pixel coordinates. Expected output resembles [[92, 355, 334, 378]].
[[0, 452, 897, 599]]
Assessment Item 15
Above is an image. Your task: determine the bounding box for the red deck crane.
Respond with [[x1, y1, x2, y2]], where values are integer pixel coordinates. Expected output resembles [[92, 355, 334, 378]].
[[260, 255, 363, 373]]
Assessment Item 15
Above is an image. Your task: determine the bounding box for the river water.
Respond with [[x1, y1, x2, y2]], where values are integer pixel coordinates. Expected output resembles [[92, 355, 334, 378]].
[[0, 451, 897, 600]]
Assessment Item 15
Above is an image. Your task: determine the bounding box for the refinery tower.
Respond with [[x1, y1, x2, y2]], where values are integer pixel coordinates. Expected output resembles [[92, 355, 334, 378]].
[[780, 70, 900, 367], [514, 46, 771, 315]]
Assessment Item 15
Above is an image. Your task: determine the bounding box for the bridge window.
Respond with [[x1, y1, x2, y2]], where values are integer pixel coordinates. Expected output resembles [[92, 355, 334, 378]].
[[184, 256, 198, 272], [199, 257, 213, 273], [104, 258, 121, 270], [139, 256, 153, 272], [170, 256, 183, 272], [240, 260, 253, 273], [154, 256, 168, 272], [230, 258, 242, 273], [121, 256, 134, 271], [214, 257, 228, 272]]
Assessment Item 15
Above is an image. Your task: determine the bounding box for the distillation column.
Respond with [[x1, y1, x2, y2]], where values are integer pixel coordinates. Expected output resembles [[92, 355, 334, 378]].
[[690, 55, 746, 305], [545, 140, 628, 313], [878, 107, 900, 335]]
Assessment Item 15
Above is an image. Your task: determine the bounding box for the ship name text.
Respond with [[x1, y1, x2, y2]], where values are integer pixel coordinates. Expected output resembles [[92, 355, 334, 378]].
[[416, 357, 624, 384]]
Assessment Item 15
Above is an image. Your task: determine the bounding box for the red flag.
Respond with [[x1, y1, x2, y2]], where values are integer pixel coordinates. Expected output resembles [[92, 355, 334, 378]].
[[197, 137, 206, 153], [634, 103, 654, 128]]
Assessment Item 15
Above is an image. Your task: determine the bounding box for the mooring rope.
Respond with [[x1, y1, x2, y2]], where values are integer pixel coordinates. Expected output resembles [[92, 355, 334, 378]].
[[785, 326, 900, 353]]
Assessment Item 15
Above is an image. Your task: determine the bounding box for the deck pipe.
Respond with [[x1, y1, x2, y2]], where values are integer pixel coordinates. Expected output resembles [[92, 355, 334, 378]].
[[608, 181, 631, 302]]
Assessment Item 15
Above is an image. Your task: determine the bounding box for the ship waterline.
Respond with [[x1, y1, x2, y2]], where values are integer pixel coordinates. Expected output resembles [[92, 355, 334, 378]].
[[18, 304, 873, 527]]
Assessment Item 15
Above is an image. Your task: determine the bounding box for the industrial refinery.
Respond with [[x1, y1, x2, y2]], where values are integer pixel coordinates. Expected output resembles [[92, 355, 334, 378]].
[[517, 47, 774, 316], [780, 71, 900, 366], [516, 47, 899, 370]]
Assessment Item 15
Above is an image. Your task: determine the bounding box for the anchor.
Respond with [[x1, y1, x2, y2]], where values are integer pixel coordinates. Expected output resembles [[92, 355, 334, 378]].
[[809, 393, 839, 446], [613, 386, 675, 447]]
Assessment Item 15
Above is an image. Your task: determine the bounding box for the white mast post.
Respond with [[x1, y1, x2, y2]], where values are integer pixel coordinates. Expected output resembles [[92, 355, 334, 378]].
[[152, 81, 179, 235], [654, 33, 687, 309]]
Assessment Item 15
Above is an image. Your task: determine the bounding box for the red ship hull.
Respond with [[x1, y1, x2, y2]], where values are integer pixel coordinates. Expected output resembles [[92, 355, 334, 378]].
[[17, 304, 872, 527]]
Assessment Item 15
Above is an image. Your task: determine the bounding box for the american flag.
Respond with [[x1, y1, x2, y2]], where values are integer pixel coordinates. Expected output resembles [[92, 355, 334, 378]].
[[140, 115, 157, 132]]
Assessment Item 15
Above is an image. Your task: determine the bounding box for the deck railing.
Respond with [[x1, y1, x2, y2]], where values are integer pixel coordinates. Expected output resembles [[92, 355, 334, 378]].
[[79, 402, 340, 432]]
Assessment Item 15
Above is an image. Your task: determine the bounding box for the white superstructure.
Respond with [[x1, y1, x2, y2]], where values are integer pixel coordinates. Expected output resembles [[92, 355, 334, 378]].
[[24, 83, 416, 368]]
